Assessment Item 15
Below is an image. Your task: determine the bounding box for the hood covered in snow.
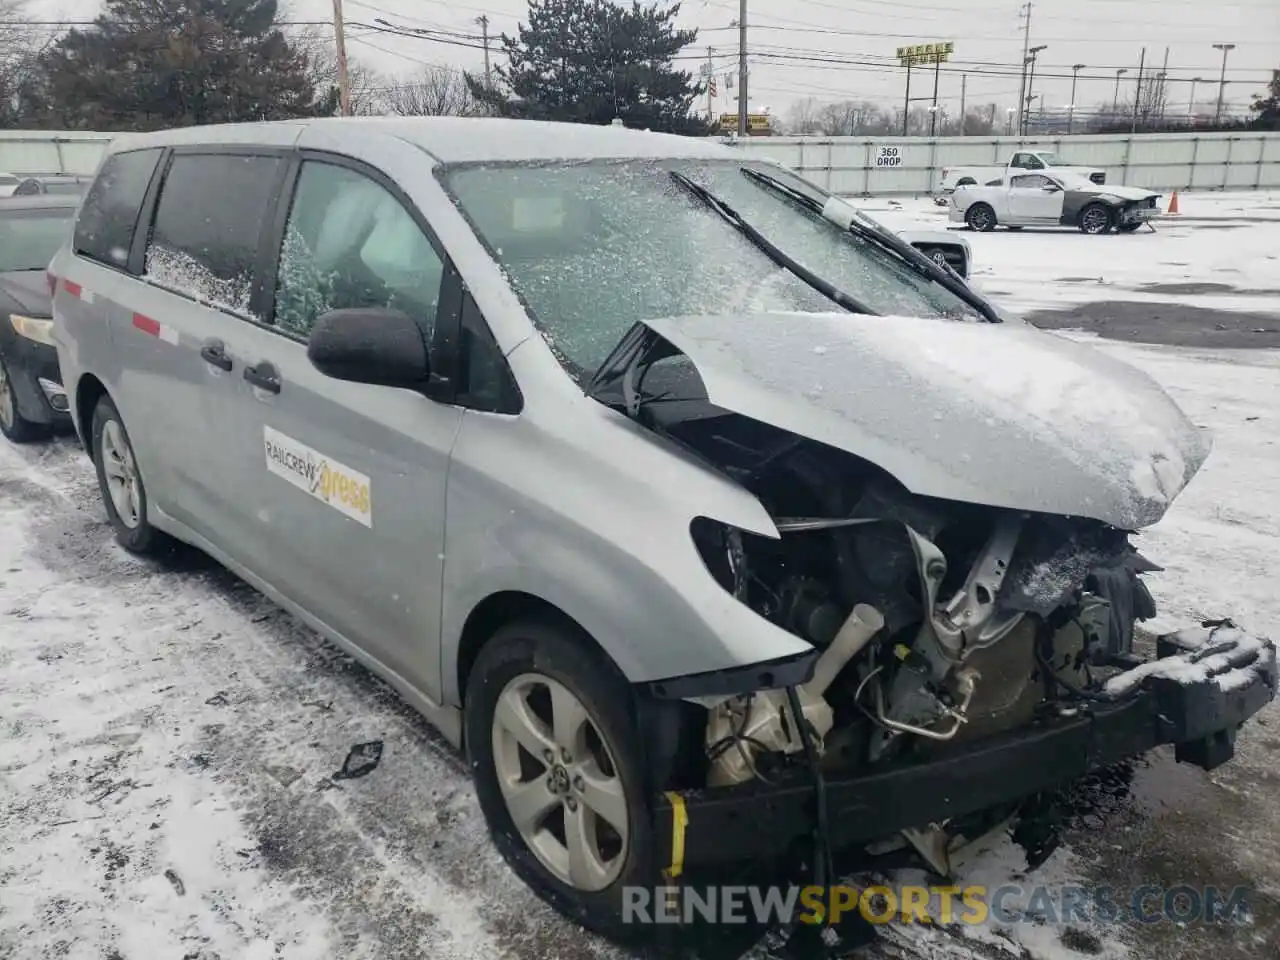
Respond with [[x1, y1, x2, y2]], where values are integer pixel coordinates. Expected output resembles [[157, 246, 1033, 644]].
[[639, 312, 1210, 530]]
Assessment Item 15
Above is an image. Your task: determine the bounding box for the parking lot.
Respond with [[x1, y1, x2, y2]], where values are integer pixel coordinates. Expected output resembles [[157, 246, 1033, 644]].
[[2, 191, 1278, 960]]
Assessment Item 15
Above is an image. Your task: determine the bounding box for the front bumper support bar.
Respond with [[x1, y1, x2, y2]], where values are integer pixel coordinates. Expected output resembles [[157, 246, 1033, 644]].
[[655, 626, 1275, 870]]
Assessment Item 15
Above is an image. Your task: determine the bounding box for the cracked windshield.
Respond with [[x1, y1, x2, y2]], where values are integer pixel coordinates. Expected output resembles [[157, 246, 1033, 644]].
[[1, 0, 1278, 959]]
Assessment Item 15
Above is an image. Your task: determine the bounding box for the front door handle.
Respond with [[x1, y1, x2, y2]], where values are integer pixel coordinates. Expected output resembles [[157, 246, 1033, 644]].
[[244, 360, 281, 394], [200, 339, 233, 372]]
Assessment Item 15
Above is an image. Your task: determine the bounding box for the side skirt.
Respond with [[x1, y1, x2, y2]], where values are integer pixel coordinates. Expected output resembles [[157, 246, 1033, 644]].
[[149, 505, 465, 748]]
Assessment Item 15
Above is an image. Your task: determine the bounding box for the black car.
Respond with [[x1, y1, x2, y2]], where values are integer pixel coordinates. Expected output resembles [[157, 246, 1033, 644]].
[[0, 195, 79, 442]]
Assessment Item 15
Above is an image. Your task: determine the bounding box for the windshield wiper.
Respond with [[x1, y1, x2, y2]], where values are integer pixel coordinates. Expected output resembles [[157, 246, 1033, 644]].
[[739, 166, 1002, 324], [669, 171, 875, 316]]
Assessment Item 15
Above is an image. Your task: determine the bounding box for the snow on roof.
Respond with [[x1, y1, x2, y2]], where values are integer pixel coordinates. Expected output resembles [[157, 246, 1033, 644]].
[[113, 117, 733, 165]]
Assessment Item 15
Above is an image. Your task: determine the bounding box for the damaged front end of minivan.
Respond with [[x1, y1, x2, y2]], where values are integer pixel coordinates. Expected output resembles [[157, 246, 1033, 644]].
[[587, 310, 1276, 880]]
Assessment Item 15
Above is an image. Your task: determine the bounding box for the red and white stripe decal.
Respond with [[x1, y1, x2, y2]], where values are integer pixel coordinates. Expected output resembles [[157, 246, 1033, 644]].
[[62, 279, 95, 303], [132, 313, 179, 346]]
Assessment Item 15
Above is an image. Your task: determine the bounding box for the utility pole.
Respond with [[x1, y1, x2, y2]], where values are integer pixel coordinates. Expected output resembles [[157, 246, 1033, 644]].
[[929, 54, 942, 136], [706, 46, 715, 121], [1212, 43, 1235, 123], [738, 0, 748, 136], [1016, 2, 1032, 139], [958, 73, 967, 135], [1188, 76, 1202, 117], [1068, 63, 1084, 134], [331, 0, 351, 116], [1112, 68, 1128, 117], [1024, 45, 1046, 135], [1158, 46, 1170, 121], [902, 60, 912, 136], [1131, 47, 1146, 133], [476, 15, 491, 87]]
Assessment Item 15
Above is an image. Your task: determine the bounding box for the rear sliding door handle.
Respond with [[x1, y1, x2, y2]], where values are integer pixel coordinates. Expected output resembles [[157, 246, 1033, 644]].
[[199, 339, 233, 372], [244, 360, 281, 394]]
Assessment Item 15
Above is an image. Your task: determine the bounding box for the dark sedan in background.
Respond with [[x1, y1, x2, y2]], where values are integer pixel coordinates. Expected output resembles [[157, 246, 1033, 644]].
[[0, 194, 78, 442]]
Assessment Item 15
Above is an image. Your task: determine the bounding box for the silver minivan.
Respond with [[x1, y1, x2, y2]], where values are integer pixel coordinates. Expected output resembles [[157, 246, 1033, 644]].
[[51, 118, 1274, 942]]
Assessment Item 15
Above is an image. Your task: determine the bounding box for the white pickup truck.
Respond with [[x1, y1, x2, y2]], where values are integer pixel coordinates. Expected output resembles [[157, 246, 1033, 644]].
[[939, 150, 1107, 195]]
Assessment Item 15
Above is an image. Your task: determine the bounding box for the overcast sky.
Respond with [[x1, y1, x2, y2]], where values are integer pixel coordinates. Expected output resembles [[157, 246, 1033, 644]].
[[30, 0, 1280, 118]]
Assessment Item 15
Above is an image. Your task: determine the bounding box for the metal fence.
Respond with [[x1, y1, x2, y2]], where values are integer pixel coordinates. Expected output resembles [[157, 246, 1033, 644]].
[[0, 131, 113, 175], [2, 127, 1277, 198], [723, 131, 1280, 196]]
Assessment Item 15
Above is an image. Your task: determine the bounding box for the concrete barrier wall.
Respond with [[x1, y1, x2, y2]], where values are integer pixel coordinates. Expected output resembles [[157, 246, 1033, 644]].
[[722, 131, 1280, 196]]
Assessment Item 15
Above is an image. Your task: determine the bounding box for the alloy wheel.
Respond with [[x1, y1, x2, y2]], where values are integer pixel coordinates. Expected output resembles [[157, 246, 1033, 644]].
[[100, 418, 142, 528], [967, 207, 993, 231], [1082, 206, 1110, 234], [491, 672, 630, 892]]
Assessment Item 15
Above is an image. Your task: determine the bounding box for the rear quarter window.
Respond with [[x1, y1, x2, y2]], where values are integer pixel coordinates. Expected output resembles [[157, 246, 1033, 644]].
[[74, 148, 163, 270]]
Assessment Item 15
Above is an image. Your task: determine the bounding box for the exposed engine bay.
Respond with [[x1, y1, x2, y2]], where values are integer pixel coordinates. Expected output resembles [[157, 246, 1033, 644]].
[[589, 320, 1274, 884], [588, 333, 1259, 807], [681, 410, 1163, 790]]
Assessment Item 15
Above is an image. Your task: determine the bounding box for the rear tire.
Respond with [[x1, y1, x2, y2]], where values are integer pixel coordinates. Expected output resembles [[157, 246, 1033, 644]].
[[0, 357, 50, 444], [465, 619, 656, 943], [1117, 223, 1141, 234], [1079, 203, 1115, 235], [90, 396, 168, 555], [965, 203, 997, 232]]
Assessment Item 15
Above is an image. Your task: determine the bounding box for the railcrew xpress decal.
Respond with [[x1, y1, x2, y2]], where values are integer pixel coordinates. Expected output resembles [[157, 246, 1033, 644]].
[[263, 426, 372, 527]]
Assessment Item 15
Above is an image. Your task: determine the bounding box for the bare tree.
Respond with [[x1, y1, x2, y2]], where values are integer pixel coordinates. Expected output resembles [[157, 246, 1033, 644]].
[[0, 0, 50, 125], [384, 65, 477, 117], [290, 25, 385, 116], [781, 96, 823, 135]]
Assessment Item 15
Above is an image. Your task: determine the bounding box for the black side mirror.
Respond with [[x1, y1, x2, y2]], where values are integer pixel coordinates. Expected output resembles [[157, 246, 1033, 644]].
[[307, 307, 430, 388]]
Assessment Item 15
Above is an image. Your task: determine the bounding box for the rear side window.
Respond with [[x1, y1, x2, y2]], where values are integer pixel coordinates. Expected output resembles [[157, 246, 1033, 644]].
[[74, 148, 163, 269], [145, 153, 284, 317]]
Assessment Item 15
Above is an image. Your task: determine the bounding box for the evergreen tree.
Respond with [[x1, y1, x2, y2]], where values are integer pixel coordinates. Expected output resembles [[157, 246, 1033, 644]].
[[1252, 70, 1279, 130], [468, 0, 706, 134], [37, 0, 331, 130]]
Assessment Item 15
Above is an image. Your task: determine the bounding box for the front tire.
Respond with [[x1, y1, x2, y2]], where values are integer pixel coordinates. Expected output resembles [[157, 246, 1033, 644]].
[[465, 620, 656, 942], [965, 203, 997, 232], [1079, 203, 1115, 235], [90, 396, 167, 554], [0, 357, 50, 444]]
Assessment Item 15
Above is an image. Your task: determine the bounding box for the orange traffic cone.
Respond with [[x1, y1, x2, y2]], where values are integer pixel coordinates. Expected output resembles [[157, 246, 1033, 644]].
[[1167, 190, 1180, 215]]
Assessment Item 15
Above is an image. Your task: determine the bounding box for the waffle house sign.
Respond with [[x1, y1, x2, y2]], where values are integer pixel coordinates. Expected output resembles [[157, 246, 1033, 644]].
[[716, 113, 774, 136], [896, 42, 954, 66]]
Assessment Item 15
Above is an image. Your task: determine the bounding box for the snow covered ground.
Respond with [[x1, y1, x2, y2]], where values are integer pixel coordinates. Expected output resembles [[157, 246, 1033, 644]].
[[2, 192, 1279, 960]]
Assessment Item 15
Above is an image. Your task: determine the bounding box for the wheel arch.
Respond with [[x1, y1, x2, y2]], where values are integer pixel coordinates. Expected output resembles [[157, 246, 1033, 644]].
[[456, 590, 613, 711], [74, 372, 109, 456]]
